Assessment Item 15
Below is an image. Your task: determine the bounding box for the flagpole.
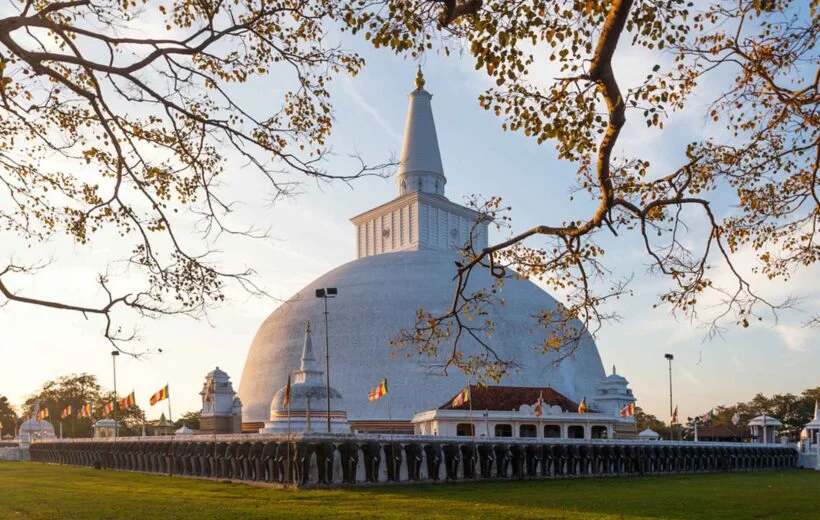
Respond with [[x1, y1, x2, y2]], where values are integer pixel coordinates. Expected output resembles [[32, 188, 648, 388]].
[[469, 387, 474, 438], [167, 384, 173, 423], [286, 383, 291, 486], [387, 378, 396, 480]]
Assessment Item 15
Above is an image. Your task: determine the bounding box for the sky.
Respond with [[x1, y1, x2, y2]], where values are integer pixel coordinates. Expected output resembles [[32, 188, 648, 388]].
[[0, 14, 817, 426]]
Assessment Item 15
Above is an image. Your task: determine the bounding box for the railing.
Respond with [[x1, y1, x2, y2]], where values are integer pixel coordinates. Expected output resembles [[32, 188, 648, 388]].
[[28, 432, 799, 487]]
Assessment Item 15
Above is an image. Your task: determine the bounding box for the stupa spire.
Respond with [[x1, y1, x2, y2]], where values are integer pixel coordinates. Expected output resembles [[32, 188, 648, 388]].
[[300, 320, 317, 371], [396, 67, 446, 197]]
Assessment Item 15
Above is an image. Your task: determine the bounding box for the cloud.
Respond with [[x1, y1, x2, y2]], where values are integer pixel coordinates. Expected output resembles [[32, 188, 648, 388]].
[[341, 76, 402, 143], [774, 324, 812, 352], [683, 370, 702, 386]]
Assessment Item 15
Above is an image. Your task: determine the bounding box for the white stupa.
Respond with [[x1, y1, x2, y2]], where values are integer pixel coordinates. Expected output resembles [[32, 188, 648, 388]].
[[238, 69, 608, 432], [260, 322, 349, 434], [17, 401, 55, 443], [801, 401, 820, 446], [591, 365, 636, 415], [18, 419, 54, 443]]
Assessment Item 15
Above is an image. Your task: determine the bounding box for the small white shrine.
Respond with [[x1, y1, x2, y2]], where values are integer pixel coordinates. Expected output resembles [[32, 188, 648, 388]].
[[260, 322, 350, 434], [748, 415, 782, 444], [93, 418, 119, 439], [199, 366, 242, 434]]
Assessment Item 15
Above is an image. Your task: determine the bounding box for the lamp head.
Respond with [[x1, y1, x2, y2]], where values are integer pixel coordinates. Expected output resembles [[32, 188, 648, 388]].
[[315, 287, 338, 298], [111, 351, 120, 357], [664, 353, 674, 361]]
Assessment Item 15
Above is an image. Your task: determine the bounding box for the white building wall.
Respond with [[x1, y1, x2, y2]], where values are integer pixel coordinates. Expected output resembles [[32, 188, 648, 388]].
[[353, 196, 487, 259]]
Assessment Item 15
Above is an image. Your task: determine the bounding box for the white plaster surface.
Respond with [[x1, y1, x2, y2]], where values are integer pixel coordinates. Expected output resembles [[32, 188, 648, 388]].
[[238, 249, 606, 424]]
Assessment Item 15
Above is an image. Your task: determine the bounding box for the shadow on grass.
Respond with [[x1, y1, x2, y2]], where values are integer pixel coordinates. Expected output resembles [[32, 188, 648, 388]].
[[347, 470, 820, 520], [1, 463, 817, 520]]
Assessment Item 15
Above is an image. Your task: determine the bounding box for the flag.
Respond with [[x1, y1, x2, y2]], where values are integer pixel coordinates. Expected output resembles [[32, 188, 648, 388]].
[[36, 408, 49, 421], [534, 391, 544, 417], [578, 397, 588, 414], [368, 378, 388, 402], [671, 405, 678, 425], [150, 385, 169, 406], [451, 386, 470, 407], [60, 405, 73, 419], [619, 403, 636, 418], [204, 379, 215, 402], [698, 409, 713, 423], [731, 412, 741, 426], [78, 404, 92, 418], [102, 401, 114, 417], [119, 391, 135, 410], [282, 374, 291, 408]]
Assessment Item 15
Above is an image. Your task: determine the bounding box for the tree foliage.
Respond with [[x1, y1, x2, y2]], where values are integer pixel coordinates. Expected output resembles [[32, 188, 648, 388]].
[[0, 1, 816, 378], [173, 409, 200, 430], [0, 0, 388, 351], [347, 0, 819, 380], [0, 395, 17, 436], [22, 373, 145, 437]]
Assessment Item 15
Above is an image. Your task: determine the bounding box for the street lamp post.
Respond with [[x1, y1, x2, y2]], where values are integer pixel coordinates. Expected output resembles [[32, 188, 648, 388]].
[[665, 353, 674, 440], [111, 350, 120, 439], [315, 287, 338, 433]]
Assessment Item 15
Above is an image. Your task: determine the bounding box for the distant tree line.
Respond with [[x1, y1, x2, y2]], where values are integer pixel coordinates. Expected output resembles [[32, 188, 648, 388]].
[[637, 387, 820, 441], [1, 373, 201, 438]]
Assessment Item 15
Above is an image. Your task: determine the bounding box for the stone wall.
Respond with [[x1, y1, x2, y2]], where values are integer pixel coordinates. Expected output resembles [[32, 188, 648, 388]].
[[28, 433, 799, 487], [0, 445, 25, 461]]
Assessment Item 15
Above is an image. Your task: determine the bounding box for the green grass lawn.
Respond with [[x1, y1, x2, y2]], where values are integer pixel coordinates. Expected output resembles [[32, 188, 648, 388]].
[[1, 462, 818, 519]]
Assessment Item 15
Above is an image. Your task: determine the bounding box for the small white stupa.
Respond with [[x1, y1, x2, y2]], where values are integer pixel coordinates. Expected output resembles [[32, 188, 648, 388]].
[[175, 425, 194, 436], [17, 401, 55, 443], [638, 428, 660, 441], [260, 321, 349, 434], [592, 365, 636, 415], [801, 401, 820, 446]]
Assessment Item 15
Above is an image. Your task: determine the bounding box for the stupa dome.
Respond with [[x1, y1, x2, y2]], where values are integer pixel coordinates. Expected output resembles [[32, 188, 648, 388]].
[[239, 249, 606, 427], [237, 71, 607, 430], [18, 419, 54, 441]]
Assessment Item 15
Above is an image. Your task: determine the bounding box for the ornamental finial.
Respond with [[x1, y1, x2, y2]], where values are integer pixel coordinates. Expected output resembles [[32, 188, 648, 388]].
[[306, 320, 311, 333], [415, 65, 425, 90]]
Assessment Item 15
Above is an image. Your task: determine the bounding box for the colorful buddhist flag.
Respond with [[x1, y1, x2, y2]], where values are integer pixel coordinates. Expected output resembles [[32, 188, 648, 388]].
[[204, 379, 215, 402], [282, 374, 291, 407], [578, 397, 588, 414], [698, 409, 714, 424], [619, 403, 635, 417], [118, 391, 135, 410], [78, 403, 92, 417], [731, 412, 741, 426], [671, 405, 679, 425], [150, 385, 169, 406], [60, 405, 73, 419], [36, 407, 49, 421], [102, 401, 114, 417], [368, 378, 388, 402], [534, 391, 544, 417], [451, 386, 470, 407]]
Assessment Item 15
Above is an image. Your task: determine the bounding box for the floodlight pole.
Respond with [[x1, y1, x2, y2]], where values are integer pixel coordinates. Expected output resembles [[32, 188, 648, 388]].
[[665, 353, 674, 440], [315, 287, 337, 433], [111, 350, 120, 439]]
